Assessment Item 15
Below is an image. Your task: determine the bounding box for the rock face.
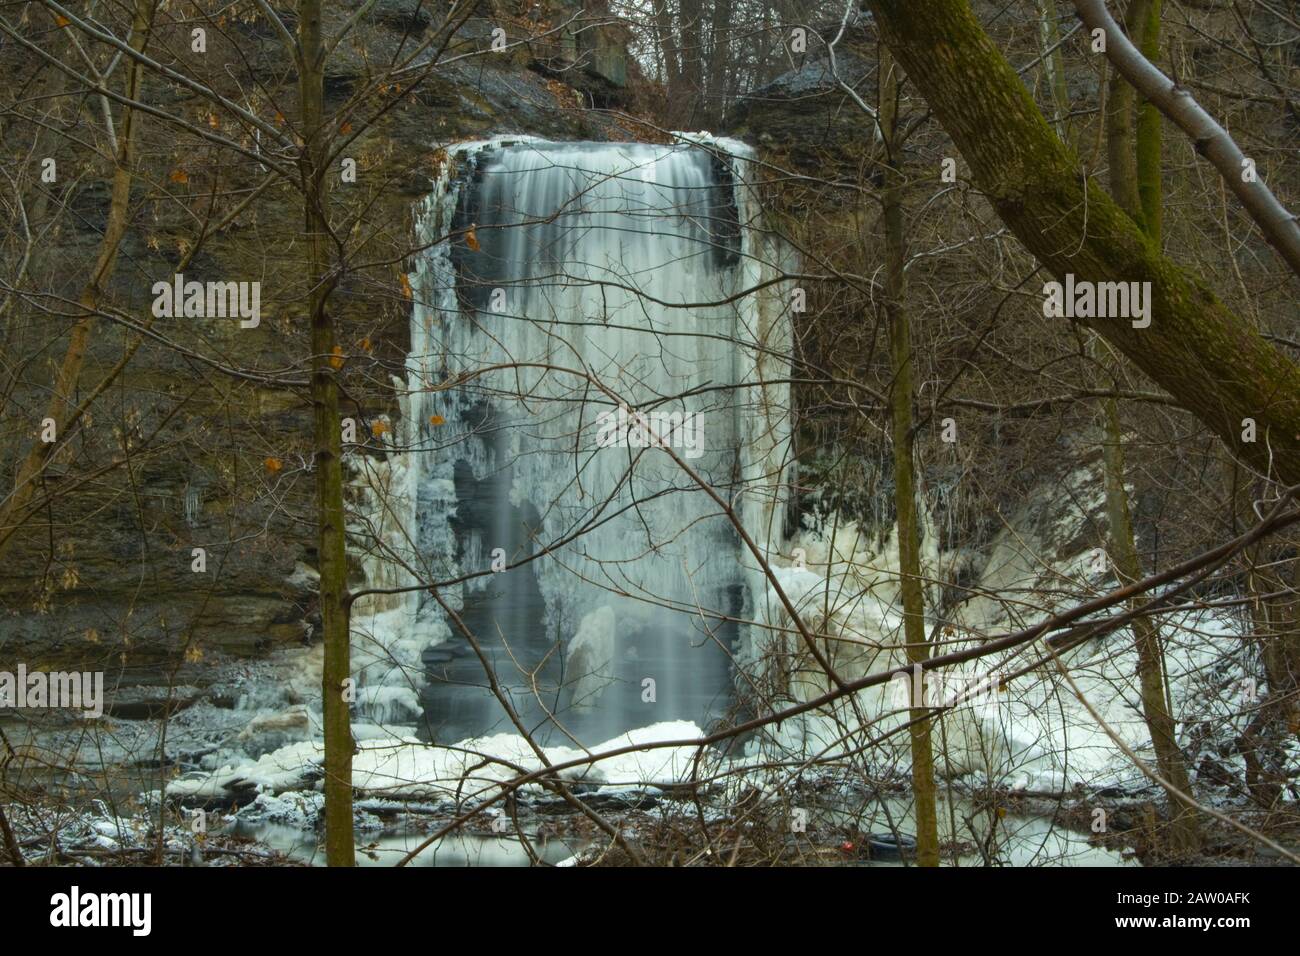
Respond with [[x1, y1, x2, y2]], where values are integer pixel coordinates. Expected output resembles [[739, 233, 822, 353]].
[[0, 3, 641, 686], [727, 53, 878, 172], [724, 16, 879, 177]]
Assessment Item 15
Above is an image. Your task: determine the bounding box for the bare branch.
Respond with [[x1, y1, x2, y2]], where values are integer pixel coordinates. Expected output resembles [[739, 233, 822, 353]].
[[1073, 0, 1300, 277]]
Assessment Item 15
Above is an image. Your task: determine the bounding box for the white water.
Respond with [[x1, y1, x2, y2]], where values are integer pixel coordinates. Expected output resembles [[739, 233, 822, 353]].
[[353, 136, 794, 745]]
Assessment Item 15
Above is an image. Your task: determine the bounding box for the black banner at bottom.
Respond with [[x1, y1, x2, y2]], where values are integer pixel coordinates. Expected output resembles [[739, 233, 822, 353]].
[[0, 864, 1286, 943]]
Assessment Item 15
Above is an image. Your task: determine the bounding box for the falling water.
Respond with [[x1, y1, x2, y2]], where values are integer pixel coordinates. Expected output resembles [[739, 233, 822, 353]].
[[359, 136, 793, 746]]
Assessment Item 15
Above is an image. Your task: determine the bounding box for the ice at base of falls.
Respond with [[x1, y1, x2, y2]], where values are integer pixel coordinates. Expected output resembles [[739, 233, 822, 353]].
[[166, 720, 708, 803], [355, 685, 423, 726], [566, 606, 617, 711], [169, 595, 1257, 803]]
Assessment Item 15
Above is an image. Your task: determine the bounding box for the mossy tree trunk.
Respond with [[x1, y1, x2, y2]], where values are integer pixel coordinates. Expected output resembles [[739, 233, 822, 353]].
[[1099, 395, 1201, 853], [1105, 0, 1148, 222], [880, 44, 941, 868], [865, 0, 1300, 485], [1098, 0, 1200, 856], [1135, 0, 1163, 241], [298, 0, 354, 867]]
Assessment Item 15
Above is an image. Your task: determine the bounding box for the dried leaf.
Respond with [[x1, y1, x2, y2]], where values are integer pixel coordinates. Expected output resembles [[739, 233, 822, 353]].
[[398, 273, 412, 299], [329, 345, 345, 369], [170, 168, 189, 184], [465, 224, 480, 252], [429, 414, 445, 426], [264, 457, 283, 474]]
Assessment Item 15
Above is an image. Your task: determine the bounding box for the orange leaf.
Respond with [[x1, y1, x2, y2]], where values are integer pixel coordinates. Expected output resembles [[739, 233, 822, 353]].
[[170, 168, 189, 184], [329, 345, 345, 370], [208, 113, 220, 129], [264, 457, 283, 474], [429, 414, 445, 426], [359, 336, 373, 353], [464, 224, 480, 252], [398, 273, 412, 300], [55, 14, 70, 27], [370, 420, 389, 437], [339, 121, 353, 134], [275, 111, 286, 125]]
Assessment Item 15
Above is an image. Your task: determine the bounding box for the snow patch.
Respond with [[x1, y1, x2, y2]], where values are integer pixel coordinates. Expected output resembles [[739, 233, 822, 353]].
[[168, 720, 707, 803]]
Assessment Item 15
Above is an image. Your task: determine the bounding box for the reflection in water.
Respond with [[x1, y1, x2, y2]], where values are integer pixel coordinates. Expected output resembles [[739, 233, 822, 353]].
[[230, 821, 586, 867], [853, 796, 1134, 867], [232, 794, 1133, 867]]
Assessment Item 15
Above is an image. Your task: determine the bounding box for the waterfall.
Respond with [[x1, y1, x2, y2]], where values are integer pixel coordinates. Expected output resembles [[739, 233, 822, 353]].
[[354, 136, 794, 747]]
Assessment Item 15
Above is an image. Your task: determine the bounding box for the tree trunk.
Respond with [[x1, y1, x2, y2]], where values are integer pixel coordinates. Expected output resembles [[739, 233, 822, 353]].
[[298, 0, 355, 867], [705, 0, 734, 124], [1098, 396, 1201, 854], [865, 0, 1300, 484], [1242, 538, 1300, 808], [1105, 0, 1149, 226], [880, 44, 941, 868], [1263, 556, 1300, 715], [0, 0, 153, 560], [1034, 0, 1070, 141], [677, 0, 705, 125], [1074, 0, 1300, 275], [1135, 0, 1163, 240], [651, 0, 683, 98], [1097, 0, 1199, 856]]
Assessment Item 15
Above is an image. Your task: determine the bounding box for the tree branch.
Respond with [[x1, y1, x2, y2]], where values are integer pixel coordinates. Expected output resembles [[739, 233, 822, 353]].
[[1073, 0, 1300, 276]]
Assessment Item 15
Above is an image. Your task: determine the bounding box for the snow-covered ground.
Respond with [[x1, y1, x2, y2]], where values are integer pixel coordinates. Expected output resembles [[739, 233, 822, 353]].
[[167, 720, 708, 803]]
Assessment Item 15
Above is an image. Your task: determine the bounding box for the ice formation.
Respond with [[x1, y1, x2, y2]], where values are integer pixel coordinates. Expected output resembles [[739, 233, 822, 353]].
[[352, 135, 795, 744]]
